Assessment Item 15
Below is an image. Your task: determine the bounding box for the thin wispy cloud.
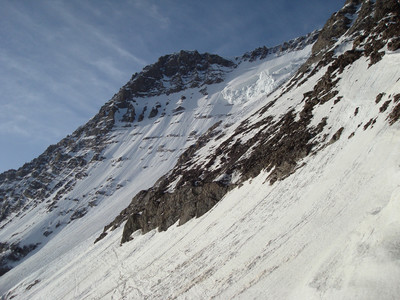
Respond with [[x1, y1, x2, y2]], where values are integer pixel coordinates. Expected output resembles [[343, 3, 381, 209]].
[[47, 1, 147, 66], [133, 0, 171, 30]]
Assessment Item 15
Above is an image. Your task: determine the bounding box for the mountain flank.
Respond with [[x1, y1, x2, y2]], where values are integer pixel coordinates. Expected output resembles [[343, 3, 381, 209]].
[[1, 0, 400, 298]]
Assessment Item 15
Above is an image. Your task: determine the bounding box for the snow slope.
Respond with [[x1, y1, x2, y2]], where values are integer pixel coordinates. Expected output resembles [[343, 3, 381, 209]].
[[0, 38, 314, 297]]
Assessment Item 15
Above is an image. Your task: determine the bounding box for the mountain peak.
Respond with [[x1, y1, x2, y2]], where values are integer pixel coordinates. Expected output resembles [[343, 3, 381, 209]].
[[124, 50, 236, 98]]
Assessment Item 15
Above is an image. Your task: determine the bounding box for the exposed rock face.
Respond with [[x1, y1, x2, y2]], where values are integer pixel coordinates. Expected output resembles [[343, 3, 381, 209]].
[[120, 181, 230, 243], [388, 94, 400, 125], [302, 0, 399, 71], [125, 50, 236, 98], [96, 0, 400, 245], [311, 0, 362, 56], [0, 242, 39, 276], [96, 122, 234, 244], [290, 0, 400, 90], [241, 31, 319, 62]]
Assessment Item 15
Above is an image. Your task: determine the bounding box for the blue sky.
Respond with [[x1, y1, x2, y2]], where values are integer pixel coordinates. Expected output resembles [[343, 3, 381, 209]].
[[0, 0, 345, 172]]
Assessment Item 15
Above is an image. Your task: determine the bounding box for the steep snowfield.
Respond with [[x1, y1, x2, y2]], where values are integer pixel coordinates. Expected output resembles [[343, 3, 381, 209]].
[[2, 36, 400, 299], [0, 45, 315, 297]]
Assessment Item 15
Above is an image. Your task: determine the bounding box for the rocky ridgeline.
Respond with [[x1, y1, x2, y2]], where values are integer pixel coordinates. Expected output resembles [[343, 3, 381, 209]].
[[96, 0, 400, 245], [293, 0, 400, 83], [0, 100, 119, 224], [0, 118, 112, 274], [240, 30, 320, 62]]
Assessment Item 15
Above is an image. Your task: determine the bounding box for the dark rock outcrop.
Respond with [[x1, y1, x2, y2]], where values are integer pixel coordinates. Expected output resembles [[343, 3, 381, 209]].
[[388, 102, 400, 125], [120, 181, 230, 243], [309, 0, 362, 63], [0, 242, 39, 276]]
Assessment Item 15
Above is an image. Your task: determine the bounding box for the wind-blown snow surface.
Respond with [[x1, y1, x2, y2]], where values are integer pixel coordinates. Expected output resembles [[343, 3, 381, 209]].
[[0, 45, 318, 297]]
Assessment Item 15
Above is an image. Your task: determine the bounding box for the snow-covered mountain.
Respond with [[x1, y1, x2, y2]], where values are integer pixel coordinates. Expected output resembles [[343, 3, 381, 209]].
[[1, 0, 400, 298]]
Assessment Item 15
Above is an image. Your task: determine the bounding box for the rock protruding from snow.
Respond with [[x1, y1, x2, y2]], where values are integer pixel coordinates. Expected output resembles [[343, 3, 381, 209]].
[[311, 0, 362, 57], [288, 0, 400, 91]]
